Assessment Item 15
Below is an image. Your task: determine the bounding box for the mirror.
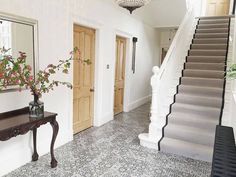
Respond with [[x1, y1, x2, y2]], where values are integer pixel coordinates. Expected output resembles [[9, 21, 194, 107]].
[[0, 12, 38, 91]]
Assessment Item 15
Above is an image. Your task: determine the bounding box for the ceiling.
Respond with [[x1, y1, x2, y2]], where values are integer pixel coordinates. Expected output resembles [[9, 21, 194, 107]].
[[107, 0, 187, 28]]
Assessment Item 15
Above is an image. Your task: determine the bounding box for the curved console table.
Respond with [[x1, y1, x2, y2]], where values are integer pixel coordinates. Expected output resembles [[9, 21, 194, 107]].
[[0, 107, 58, 168]]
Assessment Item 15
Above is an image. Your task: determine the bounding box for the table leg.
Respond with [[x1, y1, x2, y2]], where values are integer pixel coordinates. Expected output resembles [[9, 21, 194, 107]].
[[50, 118, 59, 168], [32, 128, 39, 161]]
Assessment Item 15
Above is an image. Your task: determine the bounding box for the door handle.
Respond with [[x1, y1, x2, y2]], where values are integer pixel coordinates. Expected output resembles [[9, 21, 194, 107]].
[[90, 88, 95, 92]]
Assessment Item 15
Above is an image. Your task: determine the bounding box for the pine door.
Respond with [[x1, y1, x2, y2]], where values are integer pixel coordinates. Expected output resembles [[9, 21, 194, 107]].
[[114, 36, 126, 115], [73, 25, 95, 134]]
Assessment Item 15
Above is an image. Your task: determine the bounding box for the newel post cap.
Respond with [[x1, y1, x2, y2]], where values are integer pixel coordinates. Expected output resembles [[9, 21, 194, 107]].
[[152, 66, 160, 75]]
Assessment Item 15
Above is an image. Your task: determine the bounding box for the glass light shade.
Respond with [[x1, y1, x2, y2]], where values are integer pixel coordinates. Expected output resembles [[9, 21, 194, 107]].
[[115, 0, 151, 13]]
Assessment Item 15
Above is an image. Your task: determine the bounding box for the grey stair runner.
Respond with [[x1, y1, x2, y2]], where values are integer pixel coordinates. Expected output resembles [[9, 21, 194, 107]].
[[193, 38, 228, 44], [191, 44, 227, 50], [197, 23, 229, 29], [159, 16, 230, 162]]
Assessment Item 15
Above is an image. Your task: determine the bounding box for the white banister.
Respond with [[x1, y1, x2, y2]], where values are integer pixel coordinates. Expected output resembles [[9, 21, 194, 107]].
[[148, 67, 163, 140], [139, 0, 203, 150], [139, 66, 164, 149]]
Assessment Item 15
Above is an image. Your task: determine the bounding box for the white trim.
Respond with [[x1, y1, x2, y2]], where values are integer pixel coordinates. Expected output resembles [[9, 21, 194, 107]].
[[94, 112, 113, 127], [0, 146, 32, 176], [127, 95, 151, 112], [114, 29, 133, 114], [71, 16, 103, 131]]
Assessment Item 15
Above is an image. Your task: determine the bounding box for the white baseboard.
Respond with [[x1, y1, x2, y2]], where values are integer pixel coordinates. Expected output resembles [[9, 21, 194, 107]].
[[94, 112, 113, 127], [0, 130, 72, 177], [126, 95, 151, 112], [0, 147, 32, 177]]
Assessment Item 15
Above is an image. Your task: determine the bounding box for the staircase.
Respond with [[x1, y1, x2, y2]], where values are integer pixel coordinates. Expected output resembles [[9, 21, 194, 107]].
[[159, 16, 231, 162]]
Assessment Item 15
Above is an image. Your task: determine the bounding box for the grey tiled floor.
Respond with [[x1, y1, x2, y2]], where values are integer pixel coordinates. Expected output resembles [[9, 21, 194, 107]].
[[5, 103, 211, 177]]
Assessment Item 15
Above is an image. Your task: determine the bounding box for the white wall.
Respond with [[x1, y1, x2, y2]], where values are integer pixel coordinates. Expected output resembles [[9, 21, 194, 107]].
[[133, 0, 187, 28], [0, 0, 159, 176], [155, 28, 178, 66]]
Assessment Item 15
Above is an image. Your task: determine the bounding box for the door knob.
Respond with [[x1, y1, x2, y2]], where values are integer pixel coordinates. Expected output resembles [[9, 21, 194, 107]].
[[90, 88, 95, 92]]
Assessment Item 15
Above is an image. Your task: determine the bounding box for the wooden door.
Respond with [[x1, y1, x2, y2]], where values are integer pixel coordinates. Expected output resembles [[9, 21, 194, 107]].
[[73, 25, 95, 134], [206, 0, 230, 16], [114, 36, 126, 115], [161, 48, 168, 64]]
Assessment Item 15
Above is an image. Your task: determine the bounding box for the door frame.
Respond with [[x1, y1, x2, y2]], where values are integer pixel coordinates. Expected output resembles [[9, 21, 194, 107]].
[[70, 18, 102, 137], [72, 24, 96, 134], [114, 35, 127, 115], [113, 30, 132, 114]]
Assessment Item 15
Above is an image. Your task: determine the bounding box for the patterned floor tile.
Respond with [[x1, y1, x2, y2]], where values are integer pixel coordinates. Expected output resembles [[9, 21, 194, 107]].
[[4, 103, 211, 177]]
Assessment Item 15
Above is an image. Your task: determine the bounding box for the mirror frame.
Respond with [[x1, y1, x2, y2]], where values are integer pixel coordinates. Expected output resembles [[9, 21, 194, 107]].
[[0, 12, 39, 92]]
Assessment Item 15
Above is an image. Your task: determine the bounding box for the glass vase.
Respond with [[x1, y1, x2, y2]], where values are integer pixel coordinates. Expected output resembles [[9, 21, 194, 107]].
[[29, 94, 44, 118]]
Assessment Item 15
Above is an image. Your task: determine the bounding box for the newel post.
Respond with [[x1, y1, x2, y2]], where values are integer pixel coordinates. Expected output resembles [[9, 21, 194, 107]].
[[138, 66, 164, 150]]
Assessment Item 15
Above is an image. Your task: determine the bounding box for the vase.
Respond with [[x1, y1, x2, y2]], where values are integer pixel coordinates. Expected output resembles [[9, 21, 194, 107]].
[[29, 94, 44, 118]]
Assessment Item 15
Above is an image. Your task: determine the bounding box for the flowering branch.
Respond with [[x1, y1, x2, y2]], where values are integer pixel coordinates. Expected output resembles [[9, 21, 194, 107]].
[[0, 47, 90, 97]]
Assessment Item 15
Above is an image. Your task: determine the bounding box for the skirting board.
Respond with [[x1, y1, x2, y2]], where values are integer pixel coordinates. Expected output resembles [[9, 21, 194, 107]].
[[94, 112, 113, 127], [126, 95, 151, 112], [0, 130, 71, 177]]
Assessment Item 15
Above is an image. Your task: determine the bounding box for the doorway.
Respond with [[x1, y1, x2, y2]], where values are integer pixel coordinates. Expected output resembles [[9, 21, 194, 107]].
[[206, 0, 230, 16], [73, 24, 95, 134], [161, 48, 168, 64], [114, 36, 126, 115]]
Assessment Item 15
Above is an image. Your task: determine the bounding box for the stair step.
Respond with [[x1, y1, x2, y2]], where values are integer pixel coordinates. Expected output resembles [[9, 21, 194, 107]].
[[159, 15, 230, 162], [189, 49, 227, 56], [175, 93, 222, 108], [178, 85, 223, 97], [197, 16, 232, 20], [171, 103, 221, 121], [194, 33, 228, 39], [183, 69, 224, 79], [191, 44, 227, 50], [193, 38, 228, 44], [164, 124, 215, 147], [186, 56, 226, 63], [196, 28, 228, 33], [181, 77, 224, 88], [160, 137, 213, 162], [197, 23, 229, 29], [198, 19, 229, 24], [185, 62, 225, 71], [168, 112, 218, 131]]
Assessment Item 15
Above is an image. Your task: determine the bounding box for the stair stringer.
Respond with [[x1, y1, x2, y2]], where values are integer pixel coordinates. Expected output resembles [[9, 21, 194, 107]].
[[222, 18, 235, 132]]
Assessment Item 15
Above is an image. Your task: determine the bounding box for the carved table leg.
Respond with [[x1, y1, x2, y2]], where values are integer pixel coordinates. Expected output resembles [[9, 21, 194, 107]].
[[50, 118, 59, 168], [32, 128, 39, 161]]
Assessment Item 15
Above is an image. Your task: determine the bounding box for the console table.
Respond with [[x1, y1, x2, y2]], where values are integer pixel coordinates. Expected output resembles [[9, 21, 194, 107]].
[[0, 107, 59, 168]]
